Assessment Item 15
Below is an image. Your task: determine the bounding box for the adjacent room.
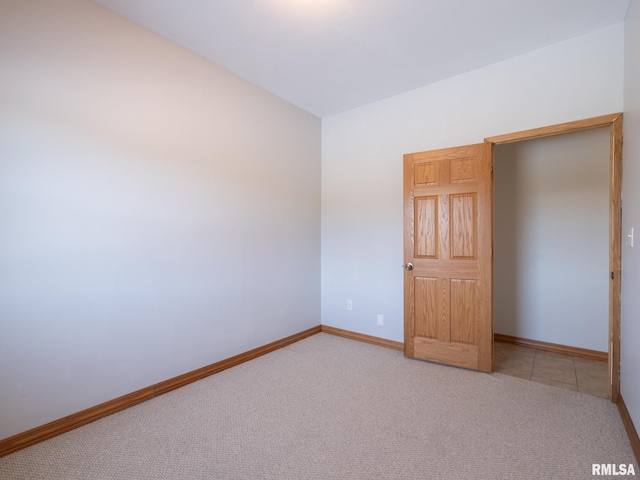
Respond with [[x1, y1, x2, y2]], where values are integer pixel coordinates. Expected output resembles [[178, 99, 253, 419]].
[[1, 0, 639, 478], [493, 128, 611, 397]]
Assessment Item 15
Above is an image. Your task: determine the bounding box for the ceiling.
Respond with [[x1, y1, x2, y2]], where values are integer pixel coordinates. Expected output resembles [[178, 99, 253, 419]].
[[92, 0, 630, 117]]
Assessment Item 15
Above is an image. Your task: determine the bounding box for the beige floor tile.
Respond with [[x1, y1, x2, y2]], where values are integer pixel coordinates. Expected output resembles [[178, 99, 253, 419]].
[[493, 345, 608, 399], [493, 357, 528, 369], [494, 353, 534, 379], [574, 357, 608, 379], [532, 365, 577, 385], [578, 382, 610, 399], [500, 343, 537, 356], [532, 351, 576, 385], [496, 347, 535, 363], [498, 349, 534, 360], [534, 350, 574, 365], [577, 373, 609, 391], [498, 370, 532, 381], [531, 375, 578, 392]]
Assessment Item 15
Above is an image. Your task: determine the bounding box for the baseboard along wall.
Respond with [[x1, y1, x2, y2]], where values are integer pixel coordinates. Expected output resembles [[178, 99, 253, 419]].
[[494, 333, 608, 361], [322, 330, 611, 360], [618, 394, 640, 465], [0, 325, 322, 458], [2, 326, 635, 465], [320, 325, 404, 351]]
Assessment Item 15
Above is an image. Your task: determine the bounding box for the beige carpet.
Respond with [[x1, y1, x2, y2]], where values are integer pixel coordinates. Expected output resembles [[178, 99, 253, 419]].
[[0, 333, 637, 479]]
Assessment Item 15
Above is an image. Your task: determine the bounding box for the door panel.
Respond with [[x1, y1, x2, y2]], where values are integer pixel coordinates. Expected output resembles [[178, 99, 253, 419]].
[[451, 194, 476, 258], [414, 277, 437, 338], [404, 143, 492, 372], [450, 279, 477, 344], [415, 197, 438, 257]]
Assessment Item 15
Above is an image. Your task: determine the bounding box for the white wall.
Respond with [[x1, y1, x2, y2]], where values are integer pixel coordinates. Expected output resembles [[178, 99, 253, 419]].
[[0, 0, 320, 440], [622, 1, 640, 441], [494, 129, 610, 351], [322, 24, 624, 343]]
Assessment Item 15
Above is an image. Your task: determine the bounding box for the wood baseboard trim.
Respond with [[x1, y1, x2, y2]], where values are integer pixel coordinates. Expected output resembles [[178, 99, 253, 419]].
[[618, 394, 640, 464], [321, 325, 404, 351], [0, 325, 321, 458], [494, 334, 607, 361]]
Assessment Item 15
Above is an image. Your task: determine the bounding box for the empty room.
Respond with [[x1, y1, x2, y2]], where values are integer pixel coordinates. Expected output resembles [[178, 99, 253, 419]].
[[1, 0, 639, 479]]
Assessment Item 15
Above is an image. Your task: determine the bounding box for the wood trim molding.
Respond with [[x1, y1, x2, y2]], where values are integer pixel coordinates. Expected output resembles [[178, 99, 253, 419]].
[[618, 394, 640, 465], [494, 334, 607, 361], [0, 325, 322, 458], [485, 113, 622, 145], [609, 114, 623, 404], [321, 326, 404, 351]]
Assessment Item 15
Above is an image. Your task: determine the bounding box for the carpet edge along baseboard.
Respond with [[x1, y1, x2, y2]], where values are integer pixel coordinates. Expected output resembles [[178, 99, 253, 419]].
[[3, 327, 632, 461], [320, 325, 404, 351], [618, 394, 640, 465], [0, 325, 322, 458]]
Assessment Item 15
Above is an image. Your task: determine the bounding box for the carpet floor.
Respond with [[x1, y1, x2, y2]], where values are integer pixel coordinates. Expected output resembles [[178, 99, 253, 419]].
[[0, 333, 637, 479]]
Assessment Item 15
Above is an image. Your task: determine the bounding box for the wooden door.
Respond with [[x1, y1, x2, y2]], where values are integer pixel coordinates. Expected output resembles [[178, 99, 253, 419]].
[[403, 143, 492, 372]]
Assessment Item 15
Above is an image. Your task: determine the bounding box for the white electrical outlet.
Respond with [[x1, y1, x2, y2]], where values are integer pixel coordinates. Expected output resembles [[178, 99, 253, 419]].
[[377, 314, 384, 326], [347, 300, 353, 311]]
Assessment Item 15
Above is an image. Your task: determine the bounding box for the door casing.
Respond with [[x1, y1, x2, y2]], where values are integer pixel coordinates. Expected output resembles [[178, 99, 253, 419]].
[[485, 112, 623, 402]]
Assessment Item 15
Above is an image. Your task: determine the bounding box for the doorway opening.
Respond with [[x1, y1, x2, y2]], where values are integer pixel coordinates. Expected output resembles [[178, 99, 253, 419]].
[[486, 114, 622, 402]]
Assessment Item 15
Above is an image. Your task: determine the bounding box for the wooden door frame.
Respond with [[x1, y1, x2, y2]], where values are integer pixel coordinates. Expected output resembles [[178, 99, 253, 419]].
[[485, 112, 623, 402]]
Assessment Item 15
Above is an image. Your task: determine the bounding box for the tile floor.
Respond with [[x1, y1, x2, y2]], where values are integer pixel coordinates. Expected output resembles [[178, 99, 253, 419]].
[[494, 341, 609, 399]]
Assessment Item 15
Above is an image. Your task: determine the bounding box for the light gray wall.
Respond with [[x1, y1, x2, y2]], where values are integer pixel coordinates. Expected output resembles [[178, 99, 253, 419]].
[[622, 0, 640, 441], [321, 24, 624, 342], [0, 0, 321, 440], [494, 129, 610, 351]]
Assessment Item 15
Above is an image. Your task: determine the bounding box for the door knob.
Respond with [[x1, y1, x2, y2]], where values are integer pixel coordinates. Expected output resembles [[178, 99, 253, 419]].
[[404, 263, 414, 271]]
